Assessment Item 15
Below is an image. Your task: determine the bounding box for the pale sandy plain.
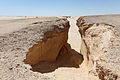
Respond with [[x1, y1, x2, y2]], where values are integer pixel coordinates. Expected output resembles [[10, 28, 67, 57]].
[[0, 16, 58, 34]]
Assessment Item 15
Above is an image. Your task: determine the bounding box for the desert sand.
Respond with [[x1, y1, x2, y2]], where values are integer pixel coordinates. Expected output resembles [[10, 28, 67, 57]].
[[0, 16, 59, 34], [67, 16, 81, 52]]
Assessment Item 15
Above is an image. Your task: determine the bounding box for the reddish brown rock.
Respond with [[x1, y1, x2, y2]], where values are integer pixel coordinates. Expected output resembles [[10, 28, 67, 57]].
[[25, 20, 70, 65]]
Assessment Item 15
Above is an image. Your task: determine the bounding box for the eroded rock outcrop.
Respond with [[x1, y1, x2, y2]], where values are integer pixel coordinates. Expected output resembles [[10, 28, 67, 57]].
[[0, 17, 69, 80], [77, 15, 120, 80], [25, 19, 70, 65]]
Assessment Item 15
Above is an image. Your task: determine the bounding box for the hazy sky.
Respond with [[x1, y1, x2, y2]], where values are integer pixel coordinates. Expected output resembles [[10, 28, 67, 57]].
[[0, 0, 120, 16]]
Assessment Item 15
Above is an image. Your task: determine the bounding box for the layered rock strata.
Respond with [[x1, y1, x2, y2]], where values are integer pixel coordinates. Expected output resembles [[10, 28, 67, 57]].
[[0, 17, 70, 80], [77, 15, 120, 80]]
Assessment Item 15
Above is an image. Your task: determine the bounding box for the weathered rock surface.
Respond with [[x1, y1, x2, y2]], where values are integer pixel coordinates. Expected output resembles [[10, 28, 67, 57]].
[[77, 15, 120, 80], [25, 19, 70, 65], [0, 17, 69, 80]]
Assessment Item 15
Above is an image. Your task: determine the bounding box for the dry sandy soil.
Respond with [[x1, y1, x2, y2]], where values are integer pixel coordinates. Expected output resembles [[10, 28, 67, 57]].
[[0, 16, 59, 35], [67, 16, 81, 52]]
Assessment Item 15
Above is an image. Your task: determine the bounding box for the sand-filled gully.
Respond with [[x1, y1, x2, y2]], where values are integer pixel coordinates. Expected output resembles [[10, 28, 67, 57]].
[[28, 17, 84, 74]]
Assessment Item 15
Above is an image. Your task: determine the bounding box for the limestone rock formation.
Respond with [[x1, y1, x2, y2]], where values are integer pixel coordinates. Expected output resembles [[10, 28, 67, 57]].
[[0, 17, 70, 80], [25, 19, 70, 65], [77, 15, 120, 80]]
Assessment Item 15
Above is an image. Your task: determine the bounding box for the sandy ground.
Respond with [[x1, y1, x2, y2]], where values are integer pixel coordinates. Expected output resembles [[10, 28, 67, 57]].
[[67, 16, 81, 53], [0, 16, 55, 20], [0, 16, 58, 34], [0, 16, 27, 20]]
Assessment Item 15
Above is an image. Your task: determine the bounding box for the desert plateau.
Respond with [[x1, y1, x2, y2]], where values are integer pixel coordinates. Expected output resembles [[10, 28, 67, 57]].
[[0, 15, 120, 80]]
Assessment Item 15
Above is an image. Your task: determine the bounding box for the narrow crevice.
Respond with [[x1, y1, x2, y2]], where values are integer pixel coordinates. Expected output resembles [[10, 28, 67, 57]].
[[27, 17, 84, 73]]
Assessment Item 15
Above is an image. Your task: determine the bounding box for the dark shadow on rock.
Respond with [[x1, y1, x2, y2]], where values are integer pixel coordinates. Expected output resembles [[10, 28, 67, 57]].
[[30, 43, 83, 73]]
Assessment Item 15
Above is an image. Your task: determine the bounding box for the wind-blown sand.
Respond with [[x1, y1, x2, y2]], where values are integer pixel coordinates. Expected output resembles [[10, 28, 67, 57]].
[[67, 16, 81, 52]]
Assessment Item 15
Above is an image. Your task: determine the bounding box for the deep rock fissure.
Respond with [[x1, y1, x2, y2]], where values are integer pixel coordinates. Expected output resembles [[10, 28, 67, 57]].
[[24, 17, 84, 73], [25, 15, 120, 80]]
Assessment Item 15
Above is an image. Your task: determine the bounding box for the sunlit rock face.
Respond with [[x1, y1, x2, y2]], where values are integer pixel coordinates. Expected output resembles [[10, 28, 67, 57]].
[[77, 15, 120, 80], [25, 19, 70, 65]]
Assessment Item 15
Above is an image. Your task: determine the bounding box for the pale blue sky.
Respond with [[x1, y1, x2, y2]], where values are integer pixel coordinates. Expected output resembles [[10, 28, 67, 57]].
[[0, 0, 120, 16]]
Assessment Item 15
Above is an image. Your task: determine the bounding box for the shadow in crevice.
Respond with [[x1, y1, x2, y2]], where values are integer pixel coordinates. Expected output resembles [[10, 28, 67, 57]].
[[30, 43, 83, 73]]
